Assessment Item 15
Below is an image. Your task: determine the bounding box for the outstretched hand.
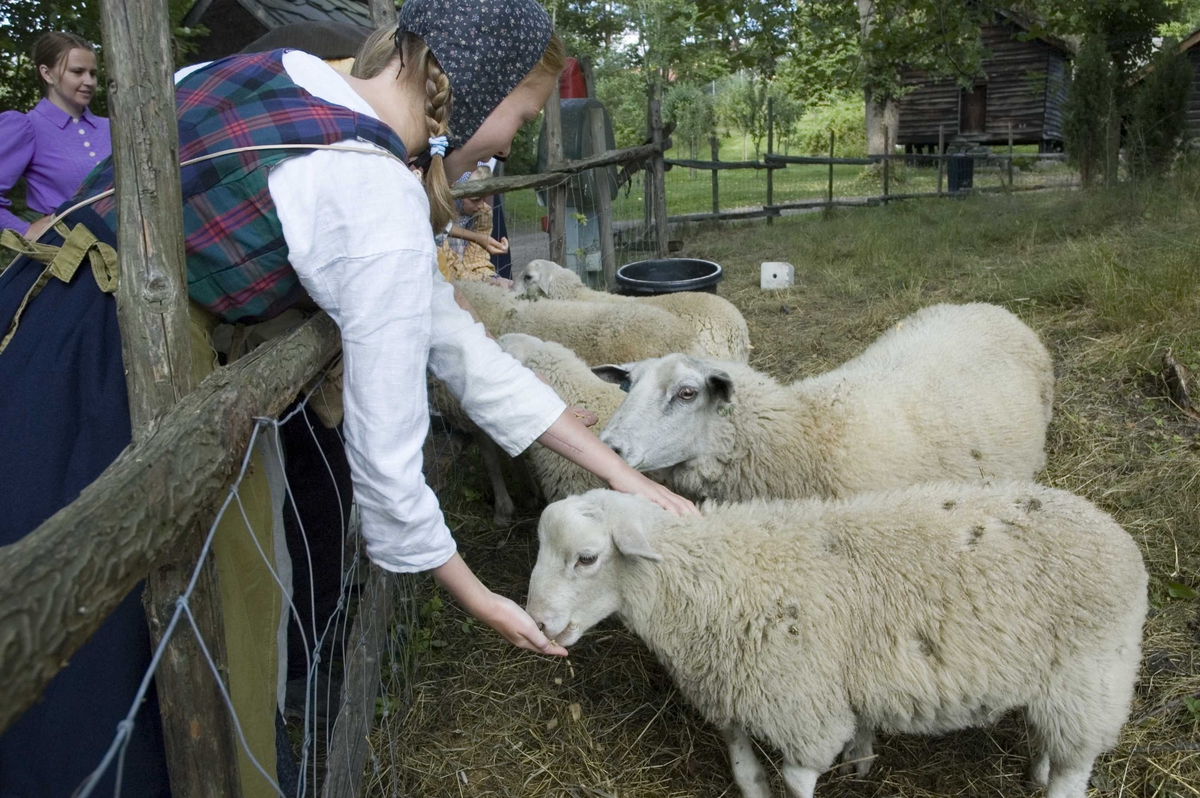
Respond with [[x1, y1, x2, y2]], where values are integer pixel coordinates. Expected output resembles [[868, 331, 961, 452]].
[[482, 235, 509, 255], [481, 592, 569, 657], [609, 467, 700, 518]]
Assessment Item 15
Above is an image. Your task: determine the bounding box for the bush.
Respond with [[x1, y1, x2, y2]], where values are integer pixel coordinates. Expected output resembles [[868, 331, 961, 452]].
[[792, 92, 867, 157], [1127, 40, 1193, 179], [664, 84, 716, 160], [1064, 34, 1118, 187]]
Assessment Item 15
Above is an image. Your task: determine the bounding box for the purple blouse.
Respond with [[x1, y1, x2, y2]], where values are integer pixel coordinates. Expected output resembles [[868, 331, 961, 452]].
[[0, 98, 112, 234]]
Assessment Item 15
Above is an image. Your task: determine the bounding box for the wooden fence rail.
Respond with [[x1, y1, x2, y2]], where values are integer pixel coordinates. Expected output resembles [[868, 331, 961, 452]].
[[0, 313, 341, 734]]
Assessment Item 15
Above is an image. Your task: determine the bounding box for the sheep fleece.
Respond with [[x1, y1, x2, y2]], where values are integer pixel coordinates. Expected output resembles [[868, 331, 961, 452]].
[[499, 335, 621, 500], [668, 302, 1054, 501], [456, 280, 698, 364], [617, 481, 1146, 768]]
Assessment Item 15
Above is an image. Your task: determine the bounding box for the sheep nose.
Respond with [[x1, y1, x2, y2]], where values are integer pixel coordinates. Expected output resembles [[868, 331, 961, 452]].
[[610, 444, 623, 458], [536, 621, 545, 632]]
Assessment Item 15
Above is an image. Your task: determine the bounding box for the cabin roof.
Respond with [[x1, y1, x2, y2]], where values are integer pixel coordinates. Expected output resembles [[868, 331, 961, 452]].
[[994, 8, 1077, 55]]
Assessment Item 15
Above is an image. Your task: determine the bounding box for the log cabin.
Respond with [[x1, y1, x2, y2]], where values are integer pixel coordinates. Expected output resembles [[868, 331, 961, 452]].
[[897, 10, 1074, 154]]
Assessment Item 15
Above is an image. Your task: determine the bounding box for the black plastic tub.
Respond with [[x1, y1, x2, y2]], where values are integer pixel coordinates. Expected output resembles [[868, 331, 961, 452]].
[[614, 258, 723, 295]]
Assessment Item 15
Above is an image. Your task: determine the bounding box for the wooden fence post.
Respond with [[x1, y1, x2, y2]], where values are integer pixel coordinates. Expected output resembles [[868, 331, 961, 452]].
[[322, 565, 395, 798], [882, 123, 891, 203], [545, 79, 567, 266], [368, 0, 396, 27], [647, 90, 669, 257], [97, 0, 242, 795], [579, 56, 596, 101], [826, 130, 835, 215], [710, 135, 720, 215], [589, 106, 617, 290], [1008, 122, 1015, 190], [766, 96, 774, 225], [937, 124, 945, 197]]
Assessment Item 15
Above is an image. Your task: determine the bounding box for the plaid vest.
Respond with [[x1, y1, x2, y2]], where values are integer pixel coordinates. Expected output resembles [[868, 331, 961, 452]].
[[76, 50, 409, 323]]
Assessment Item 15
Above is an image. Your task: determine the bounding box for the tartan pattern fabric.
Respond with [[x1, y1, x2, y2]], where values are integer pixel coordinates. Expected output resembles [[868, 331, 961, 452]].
[[74, 50, 408, 323]]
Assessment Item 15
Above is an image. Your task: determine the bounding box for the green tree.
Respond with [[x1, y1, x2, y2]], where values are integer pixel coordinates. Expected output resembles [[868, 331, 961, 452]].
[[664, 83, 716, 161], [1063, 34, 1118, 187], [0, 0, 206, 116], [768, 88, 802, 154], [716, 69, 770, 158], [1127, 40, 1193, 178]]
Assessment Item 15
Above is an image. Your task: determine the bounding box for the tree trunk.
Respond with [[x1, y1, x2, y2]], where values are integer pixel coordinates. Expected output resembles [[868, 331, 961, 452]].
[[865, 87, 899, 157]]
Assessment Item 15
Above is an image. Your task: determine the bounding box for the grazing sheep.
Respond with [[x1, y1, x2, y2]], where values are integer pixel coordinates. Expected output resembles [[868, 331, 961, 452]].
[[596, 303, 1054, 503], [498, 334, 625, 501], [526, 483, 1147, 798], [513, 259, 751, 361], [455, 280, 700, 365]]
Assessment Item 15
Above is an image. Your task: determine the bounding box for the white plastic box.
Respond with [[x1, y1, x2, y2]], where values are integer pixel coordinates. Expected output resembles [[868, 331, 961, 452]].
[[760, 262, 795, 290]]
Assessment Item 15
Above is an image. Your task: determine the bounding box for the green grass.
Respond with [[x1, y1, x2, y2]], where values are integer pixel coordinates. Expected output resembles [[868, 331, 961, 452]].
[[373, 172, 1200, 797]]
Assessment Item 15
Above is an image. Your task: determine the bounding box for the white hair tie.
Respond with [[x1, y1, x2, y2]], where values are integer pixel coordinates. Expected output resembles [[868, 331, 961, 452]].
[[428, 135, 448, 157]]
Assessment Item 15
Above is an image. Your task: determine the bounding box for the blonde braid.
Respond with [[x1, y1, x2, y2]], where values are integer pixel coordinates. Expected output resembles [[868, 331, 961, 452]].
[[419, 45, 456, 231]]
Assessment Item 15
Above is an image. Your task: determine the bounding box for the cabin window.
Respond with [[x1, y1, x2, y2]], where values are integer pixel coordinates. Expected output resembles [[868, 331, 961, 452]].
[[960, 85, 988, 134]]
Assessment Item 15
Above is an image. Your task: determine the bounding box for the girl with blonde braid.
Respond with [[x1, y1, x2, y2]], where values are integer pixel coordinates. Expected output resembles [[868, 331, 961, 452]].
[[0, 0, 696, 793]]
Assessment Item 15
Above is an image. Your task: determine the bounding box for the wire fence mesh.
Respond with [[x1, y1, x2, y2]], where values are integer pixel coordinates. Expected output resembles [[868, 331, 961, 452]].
[[67, 363, 419, 798]]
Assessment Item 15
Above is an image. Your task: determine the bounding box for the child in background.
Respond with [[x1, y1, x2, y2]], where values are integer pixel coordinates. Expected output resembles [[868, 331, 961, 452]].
[[438, 164, 511, 285]]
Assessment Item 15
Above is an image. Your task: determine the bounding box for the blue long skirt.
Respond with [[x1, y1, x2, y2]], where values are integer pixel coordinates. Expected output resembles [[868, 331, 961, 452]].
[[0, 208, 171, 797]]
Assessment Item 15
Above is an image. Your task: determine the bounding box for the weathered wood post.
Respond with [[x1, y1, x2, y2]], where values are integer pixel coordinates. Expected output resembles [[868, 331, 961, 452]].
[[882, 123, 891, 203], [937, 124, 945, 197], [544, 78, 567, 266], [710, 135, 720, 215], [322, 565, 395, 798], [579, 56, 596, 101], [97, 0, 243, 795], [826, 130, 835, 215], [368, 0, 396, 27], [1008, 122, 1015, 190], [766, 96, 774, 225], [589, 107, 617, 290], [647, 89, 669, 257]]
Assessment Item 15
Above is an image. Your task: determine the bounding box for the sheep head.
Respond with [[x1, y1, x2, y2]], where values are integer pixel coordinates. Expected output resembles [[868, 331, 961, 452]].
[[526, 490, 664, 647], [512, 259, 583, 300], [594, 355, 735, 472]]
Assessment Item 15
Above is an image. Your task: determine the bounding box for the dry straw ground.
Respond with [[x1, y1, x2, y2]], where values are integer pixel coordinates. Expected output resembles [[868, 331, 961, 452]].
[[366, 176, 1200, 797]]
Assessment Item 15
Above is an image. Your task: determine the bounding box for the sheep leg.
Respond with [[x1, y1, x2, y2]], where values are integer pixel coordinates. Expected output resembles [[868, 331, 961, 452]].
[[1028, 751, 1050, 788], [836, 725, 874, 777], [781, 763, 820, 798], [721, 725, 771, 798], [474, 432, 515, 526], [1045, 762, 1093, 798]]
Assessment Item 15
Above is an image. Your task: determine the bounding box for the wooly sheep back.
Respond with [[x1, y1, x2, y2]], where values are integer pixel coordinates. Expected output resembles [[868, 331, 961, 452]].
[[514, 259, 751, 361], [498, 334, 626, 501], [455, 280, 700, 365], [526, 483, 1147, 798], [598, 302, 1055, 503]]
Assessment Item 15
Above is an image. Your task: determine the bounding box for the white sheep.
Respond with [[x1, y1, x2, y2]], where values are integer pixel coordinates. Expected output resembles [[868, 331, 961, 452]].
[[596, 303, 1055, 503], [526, 483, 1147, 798], [455, 280, 701, 365], [513, 259, 751, 361], [498, 333, 626, 501]]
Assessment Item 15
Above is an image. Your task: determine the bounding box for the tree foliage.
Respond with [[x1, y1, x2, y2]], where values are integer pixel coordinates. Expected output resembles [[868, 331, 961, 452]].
[[0, 0, 206, 116], [664, 83, 716, 159], [1127, 39, 1193, 178], [1063, 34, 1118, 187]]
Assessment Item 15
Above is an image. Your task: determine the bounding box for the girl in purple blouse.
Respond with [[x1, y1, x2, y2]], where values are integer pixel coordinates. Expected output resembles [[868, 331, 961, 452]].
[[0, 32, 110, 239]]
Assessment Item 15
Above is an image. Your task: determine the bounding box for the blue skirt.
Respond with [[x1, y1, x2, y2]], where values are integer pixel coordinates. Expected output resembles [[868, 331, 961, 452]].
[[0, 208, 171, 797]]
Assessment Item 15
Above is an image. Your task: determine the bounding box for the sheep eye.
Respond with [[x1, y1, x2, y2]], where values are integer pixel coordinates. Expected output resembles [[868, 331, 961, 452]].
[[677, 387, 698, 401], [576, 553, 598, 567]]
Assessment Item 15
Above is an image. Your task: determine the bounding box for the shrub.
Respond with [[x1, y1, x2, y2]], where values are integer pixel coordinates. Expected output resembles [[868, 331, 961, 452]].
[[792, 92, 867, 157], [1064, 34, 1118, 187], [1127, 40, 1194, 179]]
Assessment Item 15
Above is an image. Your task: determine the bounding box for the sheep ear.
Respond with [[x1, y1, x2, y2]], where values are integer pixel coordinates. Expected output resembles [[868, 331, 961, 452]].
[[707, 370, 734, 403], [611, 515, 663, 562], [592, 365, 631, 386]]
